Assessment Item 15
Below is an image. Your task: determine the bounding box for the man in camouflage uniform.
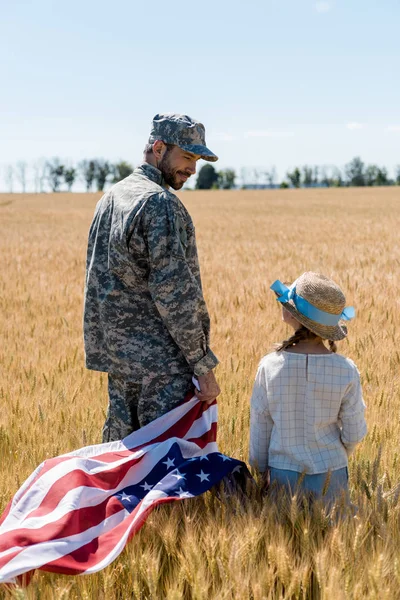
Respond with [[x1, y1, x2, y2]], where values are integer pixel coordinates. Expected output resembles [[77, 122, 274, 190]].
[[84, 113, 221, 442]]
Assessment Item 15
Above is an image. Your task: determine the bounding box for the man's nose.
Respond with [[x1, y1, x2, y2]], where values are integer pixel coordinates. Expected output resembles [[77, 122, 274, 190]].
[[187, 161, 196, 175]]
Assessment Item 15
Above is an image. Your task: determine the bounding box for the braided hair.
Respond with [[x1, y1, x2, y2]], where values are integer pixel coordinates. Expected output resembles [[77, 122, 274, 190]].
[[276, 326, 337, 353]]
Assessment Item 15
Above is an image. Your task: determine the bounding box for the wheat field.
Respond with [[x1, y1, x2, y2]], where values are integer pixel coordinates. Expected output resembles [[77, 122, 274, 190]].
[[0, 187, 399, 599]]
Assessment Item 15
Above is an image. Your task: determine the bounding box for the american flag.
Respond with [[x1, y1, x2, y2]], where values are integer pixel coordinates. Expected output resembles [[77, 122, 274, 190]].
[[0, 392, 246, 585]]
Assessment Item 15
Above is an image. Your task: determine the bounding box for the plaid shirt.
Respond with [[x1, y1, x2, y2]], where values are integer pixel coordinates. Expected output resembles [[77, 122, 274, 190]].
[[249, 351, 367, 474]]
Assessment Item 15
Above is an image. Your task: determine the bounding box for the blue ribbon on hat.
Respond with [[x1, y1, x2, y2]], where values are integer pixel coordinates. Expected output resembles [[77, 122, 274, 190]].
[[270, 280, 355, 326]]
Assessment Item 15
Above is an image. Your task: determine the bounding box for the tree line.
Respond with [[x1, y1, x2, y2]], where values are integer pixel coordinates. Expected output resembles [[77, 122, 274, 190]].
[[197, 158, 400, 189], [2, 159, 134, 193], [2, 156, 400, 193]]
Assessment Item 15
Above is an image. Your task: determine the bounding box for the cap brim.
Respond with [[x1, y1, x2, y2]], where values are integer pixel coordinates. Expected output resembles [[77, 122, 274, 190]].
[[179, 144, 219, 162]]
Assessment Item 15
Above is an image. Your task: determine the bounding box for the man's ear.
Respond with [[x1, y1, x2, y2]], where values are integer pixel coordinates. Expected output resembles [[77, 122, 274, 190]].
[[152, 140, 167, 160]]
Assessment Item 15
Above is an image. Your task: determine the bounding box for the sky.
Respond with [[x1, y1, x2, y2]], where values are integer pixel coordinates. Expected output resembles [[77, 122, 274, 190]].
[[1, 0, 400, 190]]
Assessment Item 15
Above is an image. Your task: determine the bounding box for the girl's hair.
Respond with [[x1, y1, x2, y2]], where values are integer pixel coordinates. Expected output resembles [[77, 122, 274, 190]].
[[276, 326, 337, 353]]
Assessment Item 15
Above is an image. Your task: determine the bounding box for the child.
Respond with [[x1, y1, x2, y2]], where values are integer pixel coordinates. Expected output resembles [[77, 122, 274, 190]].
[[249, 272, 367, 506]]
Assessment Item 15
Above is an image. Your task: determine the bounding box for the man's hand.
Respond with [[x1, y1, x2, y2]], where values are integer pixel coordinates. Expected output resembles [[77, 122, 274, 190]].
[[196, 370, 221, 405]]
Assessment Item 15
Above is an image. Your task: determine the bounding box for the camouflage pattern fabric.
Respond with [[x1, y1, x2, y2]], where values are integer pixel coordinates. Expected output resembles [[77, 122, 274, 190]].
[[84, 162, 218, 383], [102, 372, 193, 442], [148, 113, 218, 162]]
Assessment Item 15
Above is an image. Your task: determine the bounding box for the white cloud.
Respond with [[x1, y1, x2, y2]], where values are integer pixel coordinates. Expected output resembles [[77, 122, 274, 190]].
[[315, 1, 332, 13], [346, 122, 365, 130], [244, 130, 295, 138], [386, 125, 400, 132]]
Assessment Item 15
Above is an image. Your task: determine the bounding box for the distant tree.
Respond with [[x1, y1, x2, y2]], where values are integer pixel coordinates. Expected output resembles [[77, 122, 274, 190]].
[[113, 161, 133, 183], [320, 167, 332, 187], [218, 168, 236, 189], [64, 167, 76, 191], [5, 165, 14, 193], [196, 164, 219, 189], [15, 161, 27, 193], [33, 159, 47, 193], [331, 167, 344, 187], [396, 166, 400, 185], [252, 169, 261, 186], [240, 167, 249, 188], [287, 167, 301, 188], [265, 167, 277, 188], [280, 181, 289, 189], [313, 166, 319, 186], [365, 165, 379, 186], [302, 166, 313, 187], [345, 156, 365, 186], [94, 160, 112, 191], [375, 167, 389, 186], [363, 164, 390, 186], [79, 160, 96, 192], [46, 158, 64, 192]]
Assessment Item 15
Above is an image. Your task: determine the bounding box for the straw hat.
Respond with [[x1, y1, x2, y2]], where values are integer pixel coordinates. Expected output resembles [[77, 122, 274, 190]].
[[270, 272, 355, 341]]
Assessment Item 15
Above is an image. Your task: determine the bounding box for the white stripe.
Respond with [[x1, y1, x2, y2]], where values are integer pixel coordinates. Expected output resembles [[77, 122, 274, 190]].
[[198, 442, 218, 455], [0, 508, 130, 583], [4, 463, 45, 517], [184, 404, 217, 440]]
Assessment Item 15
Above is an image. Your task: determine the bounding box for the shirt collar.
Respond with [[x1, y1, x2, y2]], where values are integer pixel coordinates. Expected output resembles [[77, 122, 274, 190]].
[[136, 162, 169, 189]]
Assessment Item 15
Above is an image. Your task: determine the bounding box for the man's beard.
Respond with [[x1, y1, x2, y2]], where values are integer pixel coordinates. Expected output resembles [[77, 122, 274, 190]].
[[159, 152, 190, 190]]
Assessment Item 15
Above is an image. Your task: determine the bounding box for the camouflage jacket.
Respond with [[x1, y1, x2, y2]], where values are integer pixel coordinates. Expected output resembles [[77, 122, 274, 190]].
[[83, 163, 218, 379]]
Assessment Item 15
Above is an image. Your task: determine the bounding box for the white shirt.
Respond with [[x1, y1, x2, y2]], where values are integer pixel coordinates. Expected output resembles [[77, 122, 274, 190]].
[[249, 351, 367, 474]]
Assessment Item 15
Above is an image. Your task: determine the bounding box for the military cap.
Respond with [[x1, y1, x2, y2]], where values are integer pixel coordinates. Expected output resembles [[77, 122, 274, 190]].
[[148, 113, 218, 162]]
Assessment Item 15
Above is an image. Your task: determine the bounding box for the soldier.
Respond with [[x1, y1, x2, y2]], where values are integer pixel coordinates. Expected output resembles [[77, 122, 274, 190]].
[[84, 113, 221, 442]]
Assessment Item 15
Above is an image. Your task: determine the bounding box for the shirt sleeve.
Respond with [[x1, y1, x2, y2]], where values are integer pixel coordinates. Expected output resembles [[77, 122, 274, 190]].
[[143, 192, 218, 376], [338, 365, 367, 450], [249, 365, 274, 473]]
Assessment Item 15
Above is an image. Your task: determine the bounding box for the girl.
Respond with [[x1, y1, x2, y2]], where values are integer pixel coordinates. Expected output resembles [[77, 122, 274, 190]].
[[249, 272, 367, 506]]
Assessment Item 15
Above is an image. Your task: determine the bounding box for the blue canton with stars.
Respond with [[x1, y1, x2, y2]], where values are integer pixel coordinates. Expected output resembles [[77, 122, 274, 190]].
[[114, 442, 245, 511]]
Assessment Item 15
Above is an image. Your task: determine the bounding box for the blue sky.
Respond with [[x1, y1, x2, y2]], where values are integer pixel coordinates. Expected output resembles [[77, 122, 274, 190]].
[[1, 0, 399, 189]]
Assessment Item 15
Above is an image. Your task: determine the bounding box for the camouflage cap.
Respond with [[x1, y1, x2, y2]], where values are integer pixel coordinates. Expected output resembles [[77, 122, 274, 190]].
[[148, 113, 218, 162]]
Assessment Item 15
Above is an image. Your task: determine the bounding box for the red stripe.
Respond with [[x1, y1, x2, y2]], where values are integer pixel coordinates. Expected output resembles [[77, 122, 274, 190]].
[[41, 496, 180, 575], [0, 497, 125, 554], [187, 421, 218, 448], [0, 547, 23, 571]]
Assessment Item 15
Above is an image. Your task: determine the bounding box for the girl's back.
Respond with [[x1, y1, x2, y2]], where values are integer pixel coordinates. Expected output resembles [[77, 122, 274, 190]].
[[251, 351, 365, 475]]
